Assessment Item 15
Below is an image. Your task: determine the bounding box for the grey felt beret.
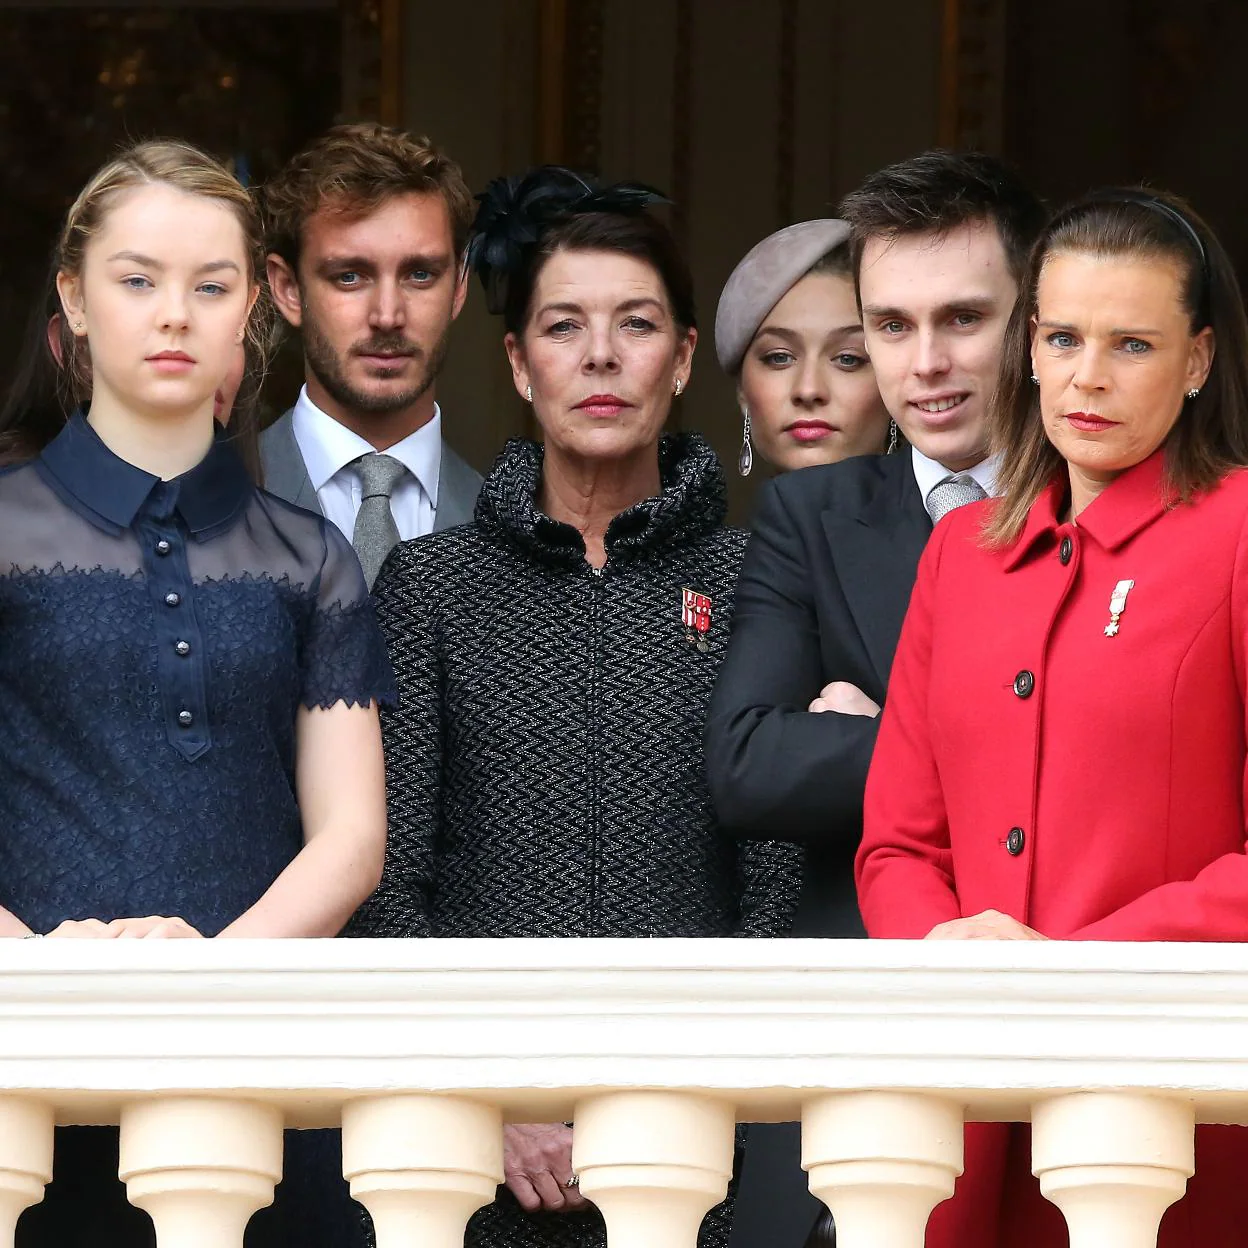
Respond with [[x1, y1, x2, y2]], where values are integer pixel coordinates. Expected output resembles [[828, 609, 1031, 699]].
[[714, 219, 852, 374]]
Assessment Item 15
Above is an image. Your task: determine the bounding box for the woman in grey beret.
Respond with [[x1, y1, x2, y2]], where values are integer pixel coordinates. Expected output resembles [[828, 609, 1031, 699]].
[[716, 219, 891, 476]]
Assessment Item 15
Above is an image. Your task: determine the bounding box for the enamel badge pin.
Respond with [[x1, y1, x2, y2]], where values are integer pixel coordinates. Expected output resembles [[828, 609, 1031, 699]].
[[1104, 579, 1135, 637], [682, 587, 712, 652]]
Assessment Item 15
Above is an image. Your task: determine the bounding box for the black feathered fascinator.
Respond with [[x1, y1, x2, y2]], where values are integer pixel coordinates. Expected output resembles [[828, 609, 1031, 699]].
[[467, 165, 669, 315]]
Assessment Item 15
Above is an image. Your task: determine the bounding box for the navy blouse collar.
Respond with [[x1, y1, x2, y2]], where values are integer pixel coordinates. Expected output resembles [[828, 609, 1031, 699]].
[[38, 412, 251, 537]]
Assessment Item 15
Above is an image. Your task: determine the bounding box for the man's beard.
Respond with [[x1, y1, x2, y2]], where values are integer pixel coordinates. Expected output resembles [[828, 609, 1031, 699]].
[[302, 317, 450, 417]]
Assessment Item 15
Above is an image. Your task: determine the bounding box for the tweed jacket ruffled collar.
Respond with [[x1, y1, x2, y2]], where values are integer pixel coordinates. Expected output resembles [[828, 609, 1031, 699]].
[[474, 431, 728, 567]]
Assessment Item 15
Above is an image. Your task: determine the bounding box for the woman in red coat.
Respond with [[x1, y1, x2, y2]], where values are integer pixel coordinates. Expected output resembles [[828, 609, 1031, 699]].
[[855, 188, 1248, 1247]]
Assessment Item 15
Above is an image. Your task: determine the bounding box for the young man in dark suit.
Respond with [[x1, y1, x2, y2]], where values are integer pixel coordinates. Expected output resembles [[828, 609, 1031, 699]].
[[261, 124, 482, 586], [712, 151, 1045, 1248]]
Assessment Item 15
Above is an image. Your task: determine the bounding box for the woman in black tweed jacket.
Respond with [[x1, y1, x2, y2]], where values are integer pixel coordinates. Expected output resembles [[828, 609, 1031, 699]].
[[352, 168, 802, 1248]]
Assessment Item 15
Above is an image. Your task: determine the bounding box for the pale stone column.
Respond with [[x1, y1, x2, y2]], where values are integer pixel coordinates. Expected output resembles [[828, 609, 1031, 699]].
[[572, 1090, 736, 1248], [341, 1094, 503, 1248], [1032, 1092, 1195, 1248], [119, 1097, 283, 1248], [0, 1096, 55, 1246], [802, 1091, 964, 1248]]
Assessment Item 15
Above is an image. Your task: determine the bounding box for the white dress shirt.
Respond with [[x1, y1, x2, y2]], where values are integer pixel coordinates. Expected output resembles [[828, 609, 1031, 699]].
[[291, 386, 442, 543], [911, 444, 1001, 504]]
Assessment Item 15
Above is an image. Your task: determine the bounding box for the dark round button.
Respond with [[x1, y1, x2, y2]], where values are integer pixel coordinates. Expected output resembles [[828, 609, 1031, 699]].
[[1013, 670, 1035, 698], [155, 539, 172, 556], [1006, 827, 1026, 856], [165, 592, 181, 607], [177, 709, 193, 727], [174, 640, 191, 657], [1059, 536, 1073, 565]]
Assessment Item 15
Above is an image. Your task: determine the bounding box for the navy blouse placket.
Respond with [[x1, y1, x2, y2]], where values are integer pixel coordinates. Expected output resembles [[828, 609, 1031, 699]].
[[138, 482, 212, 761]]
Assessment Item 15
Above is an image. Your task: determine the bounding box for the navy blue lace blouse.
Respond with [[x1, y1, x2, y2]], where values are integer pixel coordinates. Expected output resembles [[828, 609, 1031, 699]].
[[0, 414, 395, 936]]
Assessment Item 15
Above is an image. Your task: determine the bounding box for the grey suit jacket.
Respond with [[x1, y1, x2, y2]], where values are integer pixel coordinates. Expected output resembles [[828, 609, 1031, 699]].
[[258, 409, 482, 532]]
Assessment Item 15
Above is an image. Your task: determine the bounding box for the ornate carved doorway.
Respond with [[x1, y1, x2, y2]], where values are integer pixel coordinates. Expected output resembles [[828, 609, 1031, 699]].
[[0, 0, 401, 401]]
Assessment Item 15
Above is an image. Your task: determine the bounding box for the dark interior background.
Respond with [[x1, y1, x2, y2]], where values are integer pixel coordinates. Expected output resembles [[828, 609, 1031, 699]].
[[1, 0, 1243, 515]]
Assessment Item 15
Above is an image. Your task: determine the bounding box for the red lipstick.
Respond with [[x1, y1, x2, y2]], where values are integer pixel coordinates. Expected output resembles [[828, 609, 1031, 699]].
[[1064, 412, 1116, 432], [786, 419, 836, 443], [574, 394, 632, 417]]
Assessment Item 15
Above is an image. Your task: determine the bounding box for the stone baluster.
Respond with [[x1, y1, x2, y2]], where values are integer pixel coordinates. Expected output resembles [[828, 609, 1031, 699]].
[[572, 1090, 736, 1248], [119, 1097, 283, 1248], [1032, 1091, 1194, 1248], [802, 1091, 964, 1248], [0, 1096, 54, 1248], [341, 1094, 503, 1248]]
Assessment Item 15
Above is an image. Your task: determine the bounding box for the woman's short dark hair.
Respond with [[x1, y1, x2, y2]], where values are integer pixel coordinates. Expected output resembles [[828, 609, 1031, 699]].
[[838, 149, 1046, 290], [987, 188, 1248, 545], [468, 166, 696, 337]]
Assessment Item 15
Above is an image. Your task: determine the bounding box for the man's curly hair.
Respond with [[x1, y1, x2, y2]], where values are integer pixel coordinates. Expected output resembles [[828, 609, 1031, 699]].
[[263, 123, 474, 267]]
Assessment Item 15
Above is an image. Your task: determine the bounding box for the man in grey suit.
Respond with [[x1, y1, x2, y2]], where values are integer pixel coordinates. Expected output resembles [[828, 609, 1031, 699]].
[[255, 124, 484, 1248], [261, 123, 481, 585]]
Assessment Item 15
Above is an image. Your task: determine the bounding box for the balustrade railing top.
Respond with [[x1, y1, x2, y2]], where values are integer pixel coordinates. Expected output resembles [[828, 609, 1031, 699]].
[[4, 938, 1248, 1124], [3, 940, 1248, 1248]]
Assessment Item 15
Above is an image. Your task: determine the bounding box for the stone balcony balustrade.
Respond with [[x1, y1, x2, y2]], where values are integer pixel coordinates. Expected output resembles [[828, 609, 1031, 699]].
[[2, 939, 1247, 1248]]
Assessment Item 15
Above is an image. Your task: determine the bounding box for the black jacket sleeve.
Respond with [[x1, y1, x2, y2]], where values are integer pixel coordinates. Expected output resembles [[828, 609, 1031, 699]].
[[705, 477, 879, 847]]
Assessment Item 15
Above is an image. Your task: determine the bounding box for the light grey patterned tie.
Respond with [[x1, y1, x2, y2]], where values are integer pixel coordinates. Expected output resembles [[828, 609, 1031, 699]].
[[352, 453, 407, 588], [925, 472, 988, 524]]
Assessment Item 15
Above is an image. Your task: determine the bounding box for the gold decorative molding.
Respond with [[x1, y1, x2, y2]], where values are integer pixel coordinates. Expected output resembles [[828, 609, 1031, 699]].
[[533, 0, 604, 172], [535, 0, 568, 163], [340, 0, 403, 124], [564, 0, 605, 174], [938, 0, 1005, 152]]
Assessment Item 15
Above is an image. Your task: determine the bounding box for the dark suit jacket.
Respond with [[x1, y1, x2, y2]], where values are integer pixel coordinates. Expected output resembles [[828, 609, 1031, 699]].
[[706, 448, 932, 936], [258, 409, 482, 531], [714, 450, 931, 1248]]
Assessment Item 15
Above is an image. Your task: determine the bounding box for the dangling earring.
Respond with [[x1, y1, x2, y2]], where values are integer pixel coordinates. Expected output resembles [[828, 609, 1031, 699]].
[[1187, 388, 1200, 400], [886, 418, 898, 455], [738, 406, 754, 477], [674, 377, 683, 397], [525, 385, 533, 403]]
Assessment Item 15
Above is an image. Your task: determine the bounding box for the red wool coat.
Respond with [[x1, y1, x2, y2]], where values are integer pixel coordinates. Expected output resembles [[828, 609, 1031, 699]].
[[856, 450, 1248, 1247]]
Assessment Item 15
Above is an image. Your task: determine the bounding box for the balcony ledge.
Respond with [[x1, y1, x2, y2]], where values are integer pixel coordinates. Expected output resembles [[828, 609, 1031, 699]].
[[3, 938, 1247, 1126]]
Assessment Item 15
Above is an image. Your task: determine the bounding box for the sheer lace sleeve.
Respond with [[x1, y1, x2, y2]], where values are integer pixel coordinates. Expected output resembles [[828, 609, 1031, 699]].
[[299, 520, 396, 711]]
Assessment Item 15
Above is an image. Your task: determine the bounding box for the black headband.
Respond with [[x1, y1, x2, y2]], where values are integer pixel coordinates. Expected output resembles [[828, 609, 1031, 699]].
[[1087, 189, 1209, 280]]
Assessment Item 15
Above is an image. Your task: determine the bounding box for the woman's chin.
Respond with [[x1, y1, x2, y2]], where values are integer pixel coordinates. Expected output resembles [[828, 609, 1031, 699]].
[[769, 439, 850, 474], [549, 423, 659, 462]]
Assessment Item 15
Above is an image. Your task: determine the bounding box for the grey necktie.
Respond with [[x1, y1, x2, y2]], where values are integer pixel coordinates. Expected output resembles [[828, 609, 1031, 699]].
[[925, 472, 988, 524], [352, 453, 407, 588]]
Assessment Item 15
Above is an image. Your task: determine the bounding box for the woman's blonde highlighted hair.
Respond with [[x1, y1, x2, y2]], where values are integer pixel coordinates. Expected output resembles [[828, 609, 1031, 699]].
[[8, 139, 274, 474]]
